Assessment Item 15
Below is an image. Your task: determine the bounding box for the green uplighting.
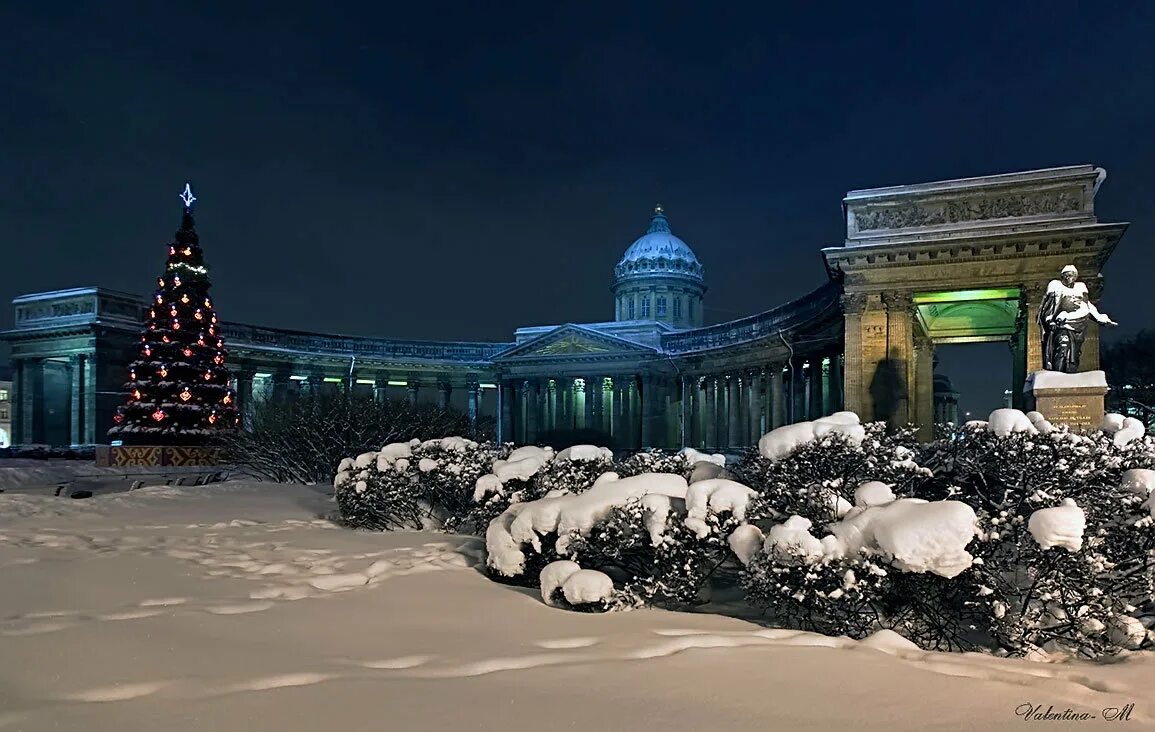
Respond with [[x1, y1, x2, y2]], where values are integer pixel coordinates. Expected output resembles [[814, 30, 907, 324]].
[[913, 288, 1021, 304]]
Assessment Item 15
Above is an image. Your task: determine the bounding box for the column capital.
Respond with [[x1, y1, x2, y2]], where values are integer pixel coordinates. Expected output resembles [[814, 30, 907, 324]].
[[840, 292, 869, 315], [1020, 281, 1048, 301], [880, 290, 915, 313]]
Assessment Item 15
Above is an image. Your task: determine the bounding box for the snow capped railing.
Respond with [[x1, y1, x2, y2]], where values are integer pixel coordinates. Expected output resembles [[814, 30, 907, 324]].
[[218, 322, 512, 362], [662, 281, 841, 354]]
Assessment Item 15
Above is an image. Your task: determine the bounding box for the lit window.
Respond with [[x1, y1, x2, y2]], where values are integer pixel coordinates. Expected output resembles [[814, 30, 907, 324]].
[[656, 296, 667, 316], [673, 298, 682, 319], [641, 297, 650, 318], [628, 298, 635, 319], [0, 389, 7, 401]]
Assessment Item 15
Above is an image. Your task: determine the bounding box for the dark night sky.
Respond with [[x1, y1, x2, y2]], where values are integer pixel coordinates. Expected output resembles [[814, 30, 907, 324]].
[[3, 2, 1154, 416]]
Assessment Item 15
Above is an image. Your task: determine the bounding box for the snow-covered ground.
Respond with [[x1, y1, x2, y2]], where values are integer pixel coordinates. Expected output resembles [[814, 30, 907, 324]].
[[1, 479, 1152, 731]]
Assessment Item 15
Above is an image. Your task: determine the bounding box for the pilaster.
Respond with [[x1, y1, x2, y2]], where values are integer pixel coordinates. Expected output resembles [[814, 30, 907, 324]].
[[882, 290, 915, 427], [69, 354, 84, 446]]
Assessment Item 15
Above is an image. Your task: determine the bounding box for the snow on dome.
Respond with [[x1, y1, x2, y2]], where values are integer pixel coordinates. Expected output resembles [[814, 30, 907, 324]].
[[615, 207, 703, 278], [555, 445, 614, 463], [1028, 498, 1086, 552], [987, 409, 1038, 437], [561, 569, 615, 606], [539, 560, 582, 606], [757, 412, 865, 461]]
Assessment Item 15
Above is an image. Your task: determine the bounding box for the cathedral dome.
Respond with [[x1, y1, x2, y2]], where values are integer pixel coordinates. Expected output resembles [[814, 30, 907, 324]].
[[612, 205, 707, 327], [614, 205, 704, 282]]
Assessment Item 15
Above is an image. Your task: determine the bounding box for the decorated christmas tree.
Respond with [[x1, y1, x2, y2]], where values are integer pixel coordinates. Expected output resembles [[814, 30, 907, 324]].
[[109, 184, 240, 444]]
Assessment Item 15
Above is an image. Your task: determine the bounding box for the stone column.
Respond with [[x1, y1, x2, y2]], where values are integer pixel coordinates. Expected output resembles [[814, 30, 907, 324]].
[[437, 382, 452, 410], [770, 366, 785, 428], [882, 291, 915, 428], [747, 369, 763, 443], [373, 373, 389, 403], [69, 354, 84, 446], [639, 374, 653, 448], [406, 380, 420, 406], [526, 380, 541, 442], [840, 293, 876, 421], [236, 369, 255, 430], [913, 333, 935, 441], [725, 374, 740, 448], [1082, 278, 1104, 371], [820, 358, 833, 417], [467, 382, 480, 429], [21, 359, 44, 444], [584, 377, 595, 431], [84, 353, 97, 444], [1022, 283, 1045, 374], [499, 380, 515, 443], [704, 376, 717, 449], [592, 377, 605, 434]]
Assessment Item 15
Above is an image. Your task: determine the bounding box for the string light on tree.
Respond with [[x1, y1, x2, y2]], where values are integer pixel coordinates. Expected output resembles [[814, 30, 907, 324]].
[[108, 183, 240, 444]]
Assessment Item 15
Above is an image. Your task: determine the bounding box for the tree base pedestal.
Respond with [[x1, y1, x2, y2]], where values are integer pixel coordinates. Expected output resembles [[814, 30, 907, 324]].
[[1023, 370, 1108, 431], [95, 445, 222, 468]]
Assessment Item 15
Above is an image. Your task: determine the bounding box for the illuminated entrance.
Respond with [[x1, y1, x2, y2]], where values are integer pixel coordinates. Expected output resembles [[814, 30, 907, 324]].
[[824, 165, 1127, 438]]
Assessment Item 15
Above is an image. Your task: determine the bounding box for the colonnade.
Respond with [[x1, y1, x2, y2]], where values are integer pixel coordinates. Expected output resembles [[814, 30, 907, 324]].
[[497, 355, 843, 451]]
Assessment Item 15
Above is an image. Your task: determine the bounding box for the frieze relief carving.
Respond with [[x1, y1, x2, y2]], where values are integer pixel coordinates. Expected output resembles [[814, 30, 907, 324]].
[[16, 298, 97, 322], [840, 292, 868, 315], [854, 189, 1082, 232]]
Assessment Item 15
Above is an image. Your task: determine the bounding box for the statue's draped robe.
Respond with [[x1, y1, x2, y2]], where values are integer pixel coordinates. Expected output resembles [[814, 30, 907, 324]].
[[1038, 279, 1091, 373]]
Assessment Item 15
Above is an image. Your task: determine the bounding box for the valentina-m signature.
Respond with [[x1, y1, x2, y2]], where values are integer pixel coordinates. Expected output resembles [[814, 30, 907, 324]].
[[1016, 703, 1136, 722]]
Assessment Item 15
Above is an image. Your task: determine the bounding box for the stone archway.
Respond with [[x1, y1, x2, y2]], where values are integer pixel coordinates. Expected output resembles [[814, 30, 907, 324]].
[[824, 166, 1127, 438]]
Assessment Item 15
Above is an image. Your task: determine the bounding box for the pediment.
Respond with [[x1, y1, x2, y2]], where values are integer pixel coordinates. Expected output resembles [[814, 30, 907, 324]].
[[494, 325, 657, 362]]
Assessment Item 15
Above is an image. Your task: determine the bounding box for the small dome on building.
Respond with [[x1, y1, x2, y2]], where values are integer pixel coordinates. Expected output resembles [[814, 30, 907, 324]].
[[612, 205, 707, 328], [615, 205, 704, 280]]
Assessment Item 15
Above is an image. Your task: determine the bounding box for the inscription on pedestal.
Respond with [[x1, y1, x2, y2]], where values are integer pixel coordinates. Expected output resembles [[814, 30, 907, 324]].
[[1023, 370, 1107, 432]]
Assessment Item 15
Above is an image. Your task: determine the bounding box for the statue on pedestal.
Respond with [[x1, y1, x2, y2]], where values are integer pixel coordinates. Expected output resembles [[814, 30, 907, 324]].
[[1038, 265, 1117, 373]]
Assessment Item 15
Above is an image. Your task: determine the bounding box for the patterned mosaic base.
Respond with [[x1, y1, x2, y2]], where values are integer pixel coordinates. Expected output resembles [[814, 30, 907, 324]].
[[95, 446, 222, 467]]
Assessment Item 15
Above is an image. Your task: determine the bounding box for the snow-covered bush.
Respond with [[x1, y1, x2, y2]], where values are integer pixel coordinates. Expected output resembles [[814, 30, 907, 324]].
[[617, 448, 691, 478], [566, 496, 736, 609], [740, 498, 985, 649], [736, 420, 930, 526], [923, 414, 1155, 657], [334, 438, 508, 532], [485, 472, 755, 607]]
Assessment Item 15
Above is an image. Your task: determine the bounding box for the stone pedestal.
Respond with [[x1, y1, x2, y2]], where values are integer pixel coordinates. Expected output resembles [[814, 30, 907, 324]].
[[1023, 370, 1107, 431]]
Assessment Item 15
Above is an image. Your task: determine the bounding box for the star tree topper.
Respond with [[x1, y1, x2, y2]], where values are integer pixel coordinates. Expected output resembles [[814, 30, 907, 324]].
[[179, 183, 197, 209]]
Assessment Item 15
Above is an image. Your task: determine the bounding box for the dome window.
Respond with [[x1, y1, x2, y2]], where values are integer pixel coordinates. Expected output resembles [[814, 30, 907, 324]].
[[657, 296, 667, 317]]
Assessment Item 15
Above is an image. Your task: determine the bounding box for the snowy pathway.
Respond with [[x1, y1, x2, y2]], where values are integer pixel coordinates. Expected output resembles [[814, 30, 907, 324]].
[[1, 481, 1152, 731]]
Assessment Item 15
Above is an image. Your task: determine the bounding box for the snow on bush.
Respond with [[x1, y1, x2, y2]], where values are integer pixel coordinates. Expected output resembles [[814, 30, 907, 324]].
[[1027, 498, 1086, 552], [756, 411, 866, 462], [616, 448, 691, 478], [561, 569, 616, 609], [539, 560, 581, 606], [737, 419, 930, 527], [334, 438, 507, 532], [1101, 413, 1147, 448]]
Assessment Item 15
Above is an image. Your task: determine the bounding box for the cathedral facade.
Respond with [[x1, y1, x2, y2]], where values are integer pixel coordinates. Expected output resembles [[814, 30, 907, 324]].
[[1, 165, 1126, 450]]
